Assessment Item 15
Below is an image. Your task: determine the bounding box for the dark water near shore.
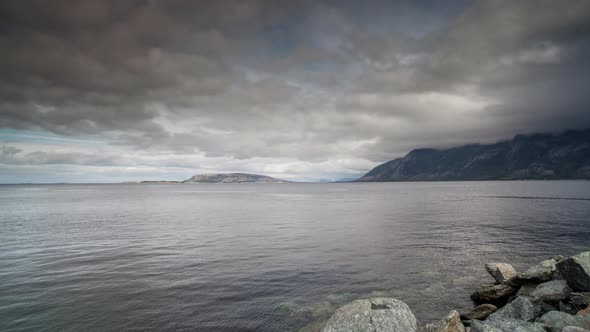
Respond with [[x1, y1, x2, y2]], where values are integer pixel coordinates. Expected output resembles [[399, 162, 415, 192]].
[[1, 181, 590, 331]]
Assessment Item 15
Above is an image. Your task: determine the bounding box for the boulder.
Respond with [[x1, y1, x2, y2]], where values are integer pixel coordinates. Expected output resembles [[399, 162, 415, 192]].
[[321, 297, 417, 332], [531, 280, 572, 302], [485, 263, 518, 284], [557, 252, 590, 291], [469, 320, 501, 332], [461, 304, 498, 320], [487, 296, 535, 322], [422, 310, 465, 332], [520, 259, 558, 282], [537, 311, 590, 331], [570, 293, 590, 309], [517, 281, 540, 297], [470, 318, 545, 332], [579, 308, 590, 317], [562, 327, 590, 332], [471, 283, 518, 304]]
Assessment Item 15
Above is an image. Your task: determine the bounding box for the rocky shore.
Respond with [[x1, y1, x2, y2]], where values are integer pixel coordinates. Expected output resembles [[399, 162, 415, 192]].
[[320, 251, 590, 332]]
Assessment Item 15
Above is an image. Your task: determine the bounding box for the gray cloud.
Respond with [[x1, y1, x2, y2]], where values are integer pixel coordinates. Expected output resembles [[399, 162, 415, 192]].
[[0, 0, 589, 182]]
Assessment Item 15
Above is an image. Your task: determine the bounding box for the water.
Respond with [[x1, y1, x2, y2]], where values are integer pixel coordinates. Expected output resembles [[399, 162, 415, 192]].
[[1, 181, 590, 331]]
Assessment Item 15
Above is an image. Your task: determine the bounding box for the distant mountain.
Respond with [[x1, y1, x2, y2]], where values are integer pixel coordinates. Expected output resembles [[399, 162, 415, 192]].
[[357, 129, 590, 181], [182, 173, 289, 183]]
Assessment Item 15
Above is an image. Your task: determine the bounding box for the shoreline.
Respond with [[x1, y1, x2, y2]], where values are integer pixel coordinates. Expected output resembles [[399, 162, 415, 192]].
[[317, 252, 590, 332]]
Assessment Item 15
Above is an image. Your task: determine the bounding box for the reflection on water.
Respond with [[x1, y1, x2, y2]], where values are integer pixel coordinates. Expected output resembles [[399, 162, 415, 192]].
[[1, 181, 590, 331]]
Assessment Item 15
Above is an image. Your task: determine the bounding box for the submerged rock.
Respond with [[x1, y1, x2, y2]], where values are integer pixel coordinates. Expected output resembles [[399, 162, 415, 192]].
[[531, 280, 572, 302], [558, 252, 590, 292], [520, 259, 558, 282], [471, 283, 518, 304], [321, 297, 417, 332], [486, 263, 518, 284], [487, 296, 535, 322], [461, 304, 498, 320], [537, 311, 590, 331], [422, 310, 465, 332]]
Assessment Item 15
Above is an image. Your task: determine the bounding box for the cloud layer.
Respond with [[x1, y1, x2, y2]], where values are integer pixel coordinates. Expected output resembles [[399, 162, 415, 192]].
[[1, 0, 590, 182]]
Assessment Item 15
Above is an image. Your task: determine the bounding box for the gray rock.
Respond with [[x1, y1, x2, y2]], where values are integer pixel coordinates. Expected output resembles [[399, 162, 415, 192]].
[[461, 304, 498, 320], [557, 252, 590, 291], [531, 280, 572, 302], [470, 318, 545, 332], [517, 281, 541, 297], [487, 296, 535, 322], [570, 293, 590, 308], [486, 263, 518, 284], [469, 320, 501, 332], [537, 311, 590, 331], [534, 301, 559, 318], [520, 259, 558, 282], [471, 283, 518, 304], [321, 297, 418, 332], [562, 327, 590, 332], [422, 310, 465, 332]]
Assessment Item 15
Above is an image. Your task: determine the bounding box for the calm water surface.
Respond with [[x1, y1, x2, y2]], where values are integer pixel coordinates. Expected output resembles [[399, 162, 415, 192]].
[[1, 181, 590, 331]]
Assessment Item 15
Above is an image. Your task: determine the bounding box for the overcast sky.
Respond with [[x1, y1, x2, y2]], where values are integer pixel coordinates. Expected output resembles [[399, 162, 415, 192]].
[[1, 0, 590, 183]]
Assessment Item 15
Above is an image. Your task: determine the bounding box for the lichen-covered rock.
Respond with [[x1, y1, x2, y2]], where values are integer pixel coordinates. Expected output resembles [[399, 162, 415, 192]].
[[557, 252, 590, 291], [422, 310, 465, 332], [470, 318, 545, 332], [531, 280, 572, 302], [321, 297, 417, 332], [537, 311, 590, 331], [487, 296, 535, 322], [461, 304, 498, 320], [471, 283, 518, 304], [520, 259, 558, 282], [486, 263, 518, 284]]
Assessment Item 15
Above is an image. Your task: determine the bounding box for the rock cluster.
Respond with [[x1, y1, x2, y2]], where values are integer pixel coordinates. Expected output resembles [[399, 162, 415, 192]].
[[320, 251, 590, 332]]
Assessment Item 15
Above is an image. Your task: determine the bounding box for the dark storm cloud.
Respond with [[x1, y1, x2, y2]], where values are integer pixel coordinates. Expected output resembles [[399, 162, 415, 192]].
[[0, 0, 590, 181]]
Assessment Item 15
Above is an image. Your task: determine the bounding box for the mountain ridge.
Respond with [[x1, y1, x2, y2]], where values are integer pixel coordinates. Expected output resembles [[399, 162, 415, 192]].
[[356, 129, 590, 181]]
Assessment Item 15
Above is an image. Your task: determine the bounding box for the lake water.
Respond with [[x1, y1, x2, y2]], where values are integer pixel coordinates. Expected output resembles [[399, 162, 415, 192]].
[[1, 181, 590, 331]]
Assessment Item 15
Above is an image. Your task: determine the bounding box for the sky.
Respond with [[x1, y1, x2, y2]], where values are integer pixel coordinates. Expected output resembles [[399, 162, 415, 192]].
[[1, 0, 590, 183]]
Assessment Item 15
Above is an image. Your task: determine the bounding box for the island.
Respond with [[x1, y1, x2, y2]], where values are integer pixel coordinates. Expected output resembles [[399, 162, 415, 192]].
[[182, 173, 289, 183]]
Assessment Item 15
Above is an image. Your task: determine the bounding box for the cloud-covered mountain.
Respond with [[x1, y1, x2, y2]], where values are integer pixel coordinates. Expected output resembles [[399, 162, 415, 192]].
[[357, 129, 590, 181]]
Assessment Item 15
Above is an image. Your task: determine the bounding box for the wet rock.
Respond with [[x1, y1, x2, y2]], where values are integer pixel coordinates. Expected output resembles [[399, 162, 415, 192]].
[[487, 296, 535, 322], [471, 283, 518, 304], [537, 311, 590, 331], [470, 318, 545, 332], [485, 263, 518, 284], [321, 297, 417, 332], [422, 310, 465, 332], [531, 280, 572, 302], [461, 304, 498, 320], [520, 259, 558, 282], [558, 252, 590, 292]]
